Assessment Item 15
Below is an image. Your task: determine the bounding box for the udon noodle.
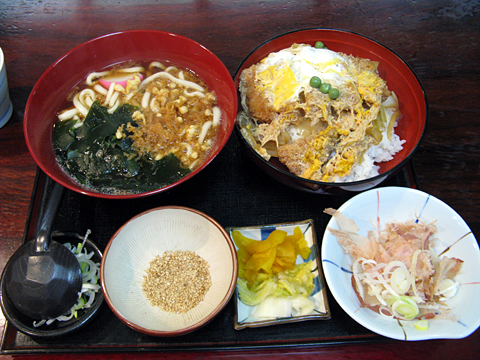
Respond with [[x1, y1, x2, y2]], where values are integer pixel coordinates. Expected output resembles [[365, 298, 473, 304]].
[[53, 61, 220, 193]]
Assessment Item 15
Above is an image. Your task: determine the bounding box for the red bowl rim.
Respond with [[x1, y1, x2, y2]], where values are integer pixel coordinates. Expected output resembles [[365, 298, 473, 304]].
[[24, 30, 237, 199], [233, 28, 428, 188]]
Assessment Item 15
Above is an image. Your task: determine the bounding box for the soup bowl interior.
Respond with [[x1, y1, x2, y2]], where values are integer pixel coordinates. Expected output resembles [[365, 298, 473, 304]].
[[24, 30, 237, 199], [234, 28, 427, 194]]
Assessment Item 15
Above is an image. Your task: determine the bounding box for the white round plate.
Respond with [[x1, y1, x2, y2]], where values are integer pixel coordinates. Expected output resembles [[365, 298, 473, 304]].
[[321, 186, 480, 341]]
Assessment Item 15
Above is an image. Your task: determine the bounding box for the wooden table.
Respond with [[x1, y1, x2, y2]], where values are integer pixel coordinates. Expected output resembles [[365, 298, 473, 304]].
[[0, 0, 479, 359]]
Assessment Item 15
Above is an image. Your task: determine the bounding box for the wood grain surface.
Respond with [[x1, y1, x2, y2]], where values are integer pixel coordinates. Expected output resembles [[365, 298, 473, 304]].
[[0, 1, 479, 359]]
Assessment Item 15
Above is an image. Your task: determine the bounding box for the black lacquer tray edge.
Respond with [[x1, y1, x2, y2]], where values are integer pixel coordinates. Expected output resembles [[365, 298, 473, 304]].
[[1, 161, 419, 355]]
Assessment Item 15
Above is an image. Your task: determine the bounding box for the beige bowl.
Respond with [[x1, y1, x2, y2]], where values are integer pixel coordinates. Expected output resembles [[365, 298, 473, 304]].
[[100, 206, 238, 336]]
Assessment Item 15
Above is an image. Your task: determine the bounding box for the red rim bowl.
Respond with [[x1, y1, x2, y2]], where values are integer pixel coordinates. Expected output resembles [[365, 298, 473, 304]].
[[24, 30, 237, 199], [234, 28, 428, 194]]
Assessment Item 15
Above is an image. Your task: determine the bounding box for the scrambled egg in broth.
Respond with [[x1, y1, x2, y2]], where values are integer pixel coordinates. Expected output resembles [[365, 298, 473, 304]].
[[238, 43, 403, 182]]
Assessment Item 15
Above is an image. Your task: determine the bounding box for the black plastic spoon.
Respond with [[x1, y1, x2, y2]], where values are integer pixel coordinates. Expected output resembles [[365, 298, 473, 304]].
[[2, 177, 82, 320]]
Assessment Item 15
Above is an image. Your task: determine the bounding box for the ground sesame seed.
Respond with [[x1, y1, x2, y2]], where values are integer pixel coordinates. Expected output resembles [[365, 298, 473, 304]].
[[142, 250, 211, 313]]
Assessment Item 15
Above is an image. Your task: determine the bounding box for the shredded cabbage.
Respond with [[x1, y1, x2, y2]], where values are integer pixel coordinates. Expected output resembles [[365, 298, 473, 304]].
[[237, 261, 316, 306], [237, 277, 277, 306], [275, 261, 316, 297]]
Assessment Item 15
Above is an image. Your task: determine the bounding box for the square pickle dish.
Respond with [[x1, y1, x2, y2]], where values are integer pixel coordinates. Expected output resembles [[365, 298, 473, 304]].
[[226, 219, 330, 330]]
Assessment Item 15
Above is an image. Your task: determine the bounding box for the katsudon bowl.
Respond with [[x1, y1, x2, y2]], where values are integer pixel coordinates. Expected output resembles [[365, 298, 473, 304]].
[[234, 29, 427, 194], [24, 30, 237, 199]]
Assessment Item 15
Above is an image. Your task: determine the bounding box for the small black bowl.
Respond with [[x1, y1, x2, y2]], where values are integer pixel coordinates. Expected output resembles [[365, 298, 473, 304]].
[[0, 231, 104, 337]]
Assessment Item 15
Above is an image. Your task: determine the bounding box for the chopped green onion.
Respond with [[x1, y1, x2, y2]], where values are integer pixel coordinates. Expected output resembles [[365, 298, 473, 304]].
[[32, 229, 100, 328], [390, 267, 411, 294], [391, 296, 419, 320], [73, 296, 86, 311], [415, 319, 429, 331], [81, 262, 88, 272], [436, 279, 458, 298]]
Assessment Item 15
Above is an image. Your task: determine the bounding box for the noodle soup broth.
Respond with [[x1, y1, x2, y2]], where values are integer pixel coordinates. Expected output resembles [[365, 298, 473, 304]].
[[52, 61, 221, 195]]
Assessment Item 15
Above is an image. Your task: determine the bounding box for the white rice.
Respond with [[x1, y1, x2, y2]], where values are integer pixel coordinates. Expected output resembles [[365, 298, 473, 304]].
[[336, 127, 406, 183]]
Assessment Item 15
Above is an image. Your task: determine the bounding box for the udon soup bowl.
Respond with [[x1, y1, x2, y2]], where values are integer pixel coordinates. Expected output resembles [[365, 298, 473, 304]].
[[24, 30, 237, 199], [234, 29, 427, 194]]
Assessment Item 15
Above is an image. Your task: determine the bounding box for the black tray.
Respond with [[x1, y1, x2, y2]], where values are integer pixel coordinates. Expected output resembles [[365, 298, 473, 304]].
[[1, 135, 418, 354]]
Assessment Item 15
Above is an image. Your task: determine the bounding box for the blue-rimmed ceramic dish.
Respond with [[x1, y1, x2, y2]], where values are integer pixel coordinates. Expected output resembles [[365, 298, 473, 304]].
[[321, 186, 480, 341], [226, 219, 330, 330]]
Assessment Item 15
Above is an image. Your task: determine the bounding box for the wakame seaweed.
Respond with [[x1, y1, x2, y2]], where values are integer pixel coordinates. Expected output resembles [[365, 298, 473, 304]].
[[52, 101, 191, 193]]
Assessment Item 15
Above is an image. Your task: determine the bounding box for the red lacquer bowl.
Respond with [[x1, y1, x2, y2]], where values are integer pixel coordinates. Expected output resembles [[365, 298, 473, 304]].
[[234, 29, 427, 194], [24, 30, 237, 199]]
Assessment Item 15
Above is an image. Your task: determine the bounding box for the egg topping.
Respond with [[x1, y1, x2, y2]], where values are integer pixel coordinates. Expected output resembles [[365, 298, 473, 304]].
[[237, 43, 403, 182], [254, 45, 355, 112]]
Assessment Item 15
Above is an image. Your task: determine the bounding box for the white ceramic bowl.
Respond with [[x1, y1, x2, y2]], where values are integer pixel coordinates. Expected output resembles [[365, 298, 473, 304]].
[[101, 206, 238, 337], [321, 186, 480, 341]]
